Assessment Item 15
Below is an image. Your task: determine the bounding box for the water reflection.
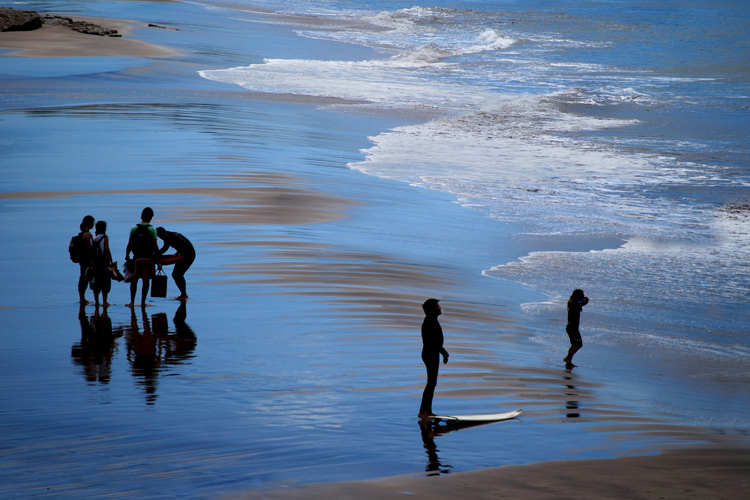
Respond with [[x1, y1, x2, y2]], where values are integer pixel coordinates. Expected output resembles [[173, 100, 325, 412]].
[[71, 303, 197, 404], [564, 375, 580, 419], [418, 416, 521, 475], [418, 420, 453, 475], [71, 304, 123, 384]]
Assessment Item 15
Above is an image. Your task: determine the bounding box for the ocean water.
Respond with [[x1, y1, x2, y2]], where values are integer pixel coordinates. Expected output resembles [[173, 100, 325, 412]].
[[199, 0, 750, 417], [1, 0, 749, 497]]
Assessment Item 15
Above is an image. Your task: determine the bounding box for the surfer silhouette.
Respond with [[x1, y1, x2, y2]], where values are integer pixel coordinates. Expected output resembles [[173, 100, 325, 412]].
[[418, 298, 449, 420], [563, 289, 589, 370]]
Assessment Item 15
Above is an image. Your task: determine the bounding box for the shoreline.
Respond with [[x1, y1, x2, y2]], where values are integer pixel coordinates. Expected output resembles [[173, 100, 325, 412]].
[[1, 2, 749, 499], [220, 443, 750, 500], [0, 12, 181, 58]]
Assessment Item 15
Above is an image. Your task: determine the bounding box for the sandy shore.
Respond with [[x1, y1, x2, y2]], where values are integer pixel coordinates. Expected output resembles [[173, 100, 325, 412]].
[[0, 13, 180, 57], [221, 444, 750, 500], [1, 4, 749, 500]]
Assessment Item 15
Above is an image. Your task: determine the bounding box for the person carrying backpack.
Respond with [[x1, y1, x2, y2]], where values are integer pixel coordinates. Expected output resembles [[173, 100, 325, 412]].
[[124, 207, 161, 308], [91, 220, 114, 307], [73, 215, 95, 305]]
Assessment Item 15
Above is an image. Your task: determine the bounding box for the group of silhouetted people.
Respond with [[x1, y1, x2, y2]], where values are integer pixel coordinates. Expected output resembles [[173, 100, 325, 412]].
[[75, 207, 195, 308], [418, 289, 588, 420]]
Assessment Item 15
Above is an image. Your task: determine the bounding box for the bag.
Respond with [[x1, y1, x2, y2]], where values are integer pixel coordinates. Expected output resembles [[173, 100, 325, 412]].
[[68, 232, 89, 263], [132, 224, 155, 260], [151, 269, 168, 298], [109, 261, 125, 282], [123, 260, 133, 283]]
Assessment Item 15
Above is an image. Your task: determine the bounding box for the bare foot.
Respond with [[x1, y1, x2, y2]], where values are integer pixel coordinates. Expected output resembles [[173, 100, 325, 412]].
[[175, 295, 188, 301], [418, 412, 435, 420], [125, 303, 134, 308], [80, 299, 93, 305]]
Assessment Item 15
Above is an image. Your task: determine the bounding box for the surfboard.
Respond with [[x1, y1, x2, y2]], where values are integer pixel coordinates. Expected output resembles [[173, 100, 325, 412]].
[[159, 254, 183, 265], [429, 409, 522, 423]]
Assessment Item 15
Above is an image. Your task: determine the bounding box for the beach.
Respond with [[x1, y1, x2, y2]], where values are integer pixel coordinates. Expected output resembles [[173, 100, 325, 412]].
[[1, 1, 749, 499]]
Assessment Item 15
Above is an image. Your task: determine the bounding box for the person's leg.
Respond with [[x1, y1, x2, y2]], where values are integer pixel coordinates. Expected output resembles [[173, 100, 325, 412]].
[[563, 328, 583, 368], [419, 353, 440, 418], [139, 260, 154, 306], [128, 276, 138, 307], [172, 254, 193, 299], [102, 272, 111, 306], [79, 264, 91, 304]]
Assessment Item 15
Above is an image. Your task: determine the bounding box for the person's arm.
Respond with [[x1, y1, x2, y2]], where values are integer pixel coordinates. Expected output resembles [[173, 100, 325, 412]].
[[125, 238, 132, 260], [104, 236, 113, 265], [441, 348, 449, 364], [153, 237, 162, 270], [83, 231, 93, 251], [158, 239, 171, 255]]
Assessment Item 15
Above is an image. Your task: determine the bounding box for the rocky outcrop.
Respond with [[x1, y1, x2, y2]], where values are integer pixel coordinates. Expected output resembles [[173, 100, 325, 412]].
[[44, 15, 120, 37], [0, 7, 44, 32], [0, 7, 120, 36]]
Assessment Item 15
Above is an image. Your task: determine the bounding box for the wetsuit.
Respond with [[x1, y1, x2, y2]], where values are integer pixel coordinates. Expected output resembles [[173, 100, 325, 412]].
[[419, 314, 448, 415], [566, 298, 588, 346], [158, 231, 195, 296]]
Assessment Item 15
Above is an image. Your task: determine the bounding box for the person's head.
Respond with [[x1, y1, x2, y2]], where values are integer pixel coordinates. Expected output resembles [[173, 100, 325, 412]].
[[568, 289, 585, 305], [80, 215, 94, 231], [141, 207, 154, 222], [422, 298, 441, 316], [95, 220, 107, 235], [156, 226, 167, 239]]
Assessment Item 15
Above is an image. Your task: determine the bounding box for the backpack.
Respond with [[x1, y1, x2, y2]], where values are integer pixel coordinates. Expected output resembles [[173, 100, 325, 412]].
[[131, 224, 155, 260], [69, 232, 89, 263], [92, 234, 107, 265]]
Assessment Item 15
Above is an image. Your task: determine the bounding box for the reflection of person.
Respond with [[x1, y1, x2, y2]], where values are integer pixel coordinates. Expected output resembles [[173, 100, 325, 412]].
[[71, 303, 117, 383], [563, 289, 589, 370], [125, 207, 161, 308], [91, 220, 113, 307], [77, 215, 95, 305], [156, 227, 195, 301], [418, 420, 452, 475], [126, 308, 160, 404], [418, 298, 449, 420]]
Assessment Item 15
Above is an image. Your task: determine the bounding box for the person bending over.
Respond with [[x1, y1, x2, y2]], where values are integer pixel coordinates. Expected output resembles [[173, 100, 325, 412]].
[[156, 226, 195, 301]]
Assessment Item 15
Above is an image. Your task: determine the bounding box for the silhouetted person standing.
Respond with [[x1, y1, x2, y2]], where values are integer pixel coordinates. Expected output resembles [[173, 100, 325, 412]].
[[563, 289, 589, 370], [125, 207, 160, 308], [76, 215, 95, 305], [156, 227, 195, 301], [418, 298, 449, 420]]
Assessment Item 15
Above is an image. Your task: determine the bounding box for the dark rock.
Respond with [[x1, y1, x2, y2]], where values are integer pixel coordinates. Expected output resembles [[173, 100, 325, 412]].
[[43, 14, 119, 37], [0, 7, 44, 32], [148, 23, 179, 31], [68, 20, 118, 37]]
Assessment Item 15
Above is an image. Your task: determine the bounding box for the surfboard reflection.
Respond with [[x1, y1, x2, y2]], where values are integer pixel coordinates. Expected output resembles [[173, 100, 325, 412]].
[[418, 417, 520, 475]]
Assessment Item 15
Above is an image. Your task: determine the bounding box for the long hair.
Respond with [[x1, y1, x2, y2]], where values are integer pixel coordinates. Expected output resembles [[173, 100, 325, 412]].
[[80, 215, 94, 232], [568, 289, 585, 307]]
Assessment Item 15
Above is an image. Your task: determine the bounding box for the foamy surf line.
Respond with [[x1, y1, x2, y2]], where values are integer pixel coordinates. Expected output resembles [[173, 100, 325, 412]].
[[196, 1, 750, 436]]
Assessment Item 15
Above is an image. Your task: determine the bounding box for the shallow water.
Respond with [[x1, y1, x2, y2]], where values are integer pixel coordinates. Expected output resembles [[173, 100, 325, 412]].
[[0, 1, 748, 498]]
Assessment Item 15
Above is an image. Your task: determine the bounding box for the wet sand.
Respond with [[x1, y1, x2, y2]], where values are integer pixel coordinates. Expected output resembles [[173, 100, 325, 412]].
[[1, 4, 749, 500], [223, 445, 750, 500], [0, 14, 180, 58]]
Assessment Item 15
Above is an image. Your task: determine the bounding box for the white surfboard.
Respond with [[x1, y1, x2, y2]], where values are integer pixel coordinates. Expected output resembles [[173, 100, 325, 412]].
[[430, 408, 522, 423]]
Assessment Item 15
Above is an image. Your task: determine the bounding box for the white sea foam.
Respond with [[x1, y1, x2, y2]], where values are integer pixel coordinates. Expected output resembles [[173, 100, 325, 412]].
[[197, 0, 750, 372]]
